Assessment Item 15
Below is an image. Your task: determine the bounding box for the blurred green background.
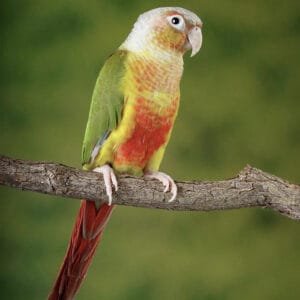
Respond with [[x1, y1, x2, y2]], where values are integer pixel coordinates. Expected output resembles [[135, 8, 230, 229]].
[[1, 0, 300, 299]]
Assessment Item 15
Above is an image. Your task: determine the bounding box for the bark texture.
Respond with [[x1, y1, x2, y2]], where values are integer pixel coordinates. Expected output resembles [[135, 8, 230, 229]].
[[0, 155, 299, 220]]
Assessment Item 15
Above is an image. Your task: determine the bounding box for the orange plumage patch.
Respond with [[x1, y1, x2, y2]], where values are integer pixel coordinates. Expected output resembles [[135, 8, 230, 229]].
[[114, 96, 178, 169]]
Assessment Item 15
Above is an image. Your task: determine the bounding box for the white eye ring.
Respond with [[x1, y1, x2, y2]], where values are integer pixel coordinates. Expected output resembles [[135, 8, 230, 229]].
[[167, 15, 185, 31]]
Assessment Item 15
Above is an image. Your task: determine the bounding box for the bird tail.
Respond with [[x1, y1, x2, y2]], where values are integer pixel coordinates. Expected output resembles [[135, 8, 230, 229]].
[[48, 200, 114, 300]]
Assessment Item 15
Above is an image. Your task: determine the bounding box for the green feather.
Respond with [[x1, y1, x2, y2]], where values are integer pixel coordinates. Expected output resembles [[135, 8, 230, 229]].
[[81, 50, 127, 166]]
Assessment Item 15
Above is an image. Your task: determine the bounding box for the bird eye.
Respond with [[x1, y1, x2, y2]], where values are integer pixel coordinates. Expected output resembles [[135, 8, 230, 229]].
[[171, 17, 180, 25], [167, 15, 185, 31]]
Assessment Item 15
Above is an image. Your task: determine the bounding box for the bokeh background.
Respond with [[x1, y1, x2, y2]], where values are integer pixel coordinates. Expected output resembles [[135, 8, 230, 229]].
[[1, 0, 300, 299]]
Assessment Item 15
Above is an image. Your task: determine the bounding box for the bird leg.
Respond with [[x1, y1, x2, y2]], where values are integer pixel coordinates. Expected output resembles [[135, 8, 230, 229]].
[[93, 164, 118, 205], [144, 171, 177, 202]]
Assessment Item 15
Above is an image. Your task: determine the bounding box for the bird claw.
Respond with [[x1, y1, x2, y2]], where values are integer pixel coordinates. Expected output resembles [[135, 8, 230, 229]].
[[93, 165, 118, 205], [144, 171, 177, 202]]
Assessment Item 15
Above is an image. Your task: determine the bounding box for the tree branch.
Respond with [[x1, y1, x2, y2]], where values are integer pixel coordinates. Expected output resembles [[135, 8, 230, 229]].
[[0, 155, 299, 221]]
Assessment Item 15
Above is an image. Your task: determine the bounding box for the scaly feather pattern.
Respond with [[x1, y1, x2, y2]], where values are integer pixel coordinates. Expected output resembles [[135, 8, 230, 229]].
[[49, 7, 202, 300]]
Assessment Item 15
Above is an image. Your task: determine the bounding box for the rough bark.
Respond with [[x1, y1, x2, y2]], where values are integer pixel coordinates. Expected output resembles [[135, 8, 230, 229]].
[[0, 155, 299, 221]]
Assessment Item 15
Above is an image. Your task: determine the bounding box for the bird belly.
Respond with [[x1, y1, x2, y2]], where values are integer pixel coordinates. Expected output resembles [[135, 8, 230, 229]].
[[112, 96, 178, 175]]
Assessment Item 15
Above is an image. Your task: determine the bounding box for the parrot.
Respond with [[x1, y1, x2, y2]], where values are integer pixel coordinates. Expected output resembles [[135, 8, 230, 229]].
[[48, 7, 202, 300]]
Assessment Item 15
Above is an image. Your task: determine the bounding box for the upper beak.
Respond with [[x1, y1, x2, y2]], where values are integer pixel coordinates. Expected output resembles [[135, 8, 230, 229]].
[[188, 26, 203, 57]]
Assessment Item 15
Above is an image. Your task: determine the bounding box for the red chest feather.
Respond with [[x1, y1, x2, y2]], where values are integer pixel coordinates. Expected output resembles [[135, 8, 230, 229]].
[[114, 97, 178, 168]]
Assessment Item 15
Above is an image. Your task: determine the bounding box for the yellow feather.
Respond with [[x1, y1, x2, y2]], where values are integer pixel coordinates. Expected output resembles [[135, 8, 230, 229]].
[[93, 50, 181, 175]]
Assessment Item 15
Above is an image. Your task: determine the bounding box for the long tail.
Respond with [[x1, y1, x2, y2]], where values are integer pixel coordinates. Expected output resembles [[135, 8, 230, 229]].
[[48, 200, 114, 300]]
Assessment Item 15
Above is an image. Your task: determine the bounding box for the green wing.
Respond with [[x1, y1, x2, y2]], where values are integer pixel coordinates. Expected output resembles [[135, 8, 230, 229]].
[[81, 50, 127, 167]]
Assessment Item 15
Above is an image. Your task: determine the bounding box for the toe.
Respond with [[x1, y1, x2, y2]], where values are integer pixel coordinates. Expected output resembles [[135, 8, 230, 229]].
[[110, 171, 118, 191], [145, 171, 177, 202], [103, 172, 112, 195], [93, 165, 119, 206], [168, 180, 178, 202], [107, 193, 113, 206], [102, 168, 113, 205], [163, 184, 169, 193], [162, 178, 170, 192]]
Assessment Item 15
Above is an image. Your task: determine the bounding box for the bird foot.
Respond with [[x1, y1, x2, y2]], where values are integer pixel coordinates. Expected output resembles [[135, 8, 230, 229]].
[[93, 165, 118, 205], [144, 171, 177, 202]]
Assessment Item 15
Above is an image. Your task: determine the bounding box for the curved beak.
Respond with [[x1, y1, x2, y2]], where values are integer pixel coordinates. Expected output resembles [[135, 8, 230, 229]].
[[188, 26, 203, 57]]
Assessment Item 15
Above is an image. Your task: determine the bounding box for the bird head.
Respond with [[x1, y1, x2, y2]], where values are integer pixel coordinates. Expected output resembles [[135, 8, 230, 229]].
[[121, 7, 203, 58]]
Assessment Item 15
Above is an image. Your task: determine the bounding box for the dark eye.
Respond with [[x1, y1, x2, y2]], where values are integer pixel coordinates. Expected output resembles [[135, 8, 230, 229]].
[[168, 15, 185, 31], [171, 17, 180, 25]]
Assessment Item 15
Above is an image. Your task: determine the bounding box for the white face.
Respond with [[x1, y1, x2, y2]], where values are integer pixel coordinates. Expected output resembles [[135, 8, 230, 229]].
[[120, 7, 203, 57]]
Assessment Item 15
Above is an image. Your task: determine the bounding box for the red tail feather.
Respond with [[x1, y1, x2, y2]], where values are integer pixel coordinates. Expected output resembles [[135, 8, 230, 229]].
[[48, 200, 114, 300]]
